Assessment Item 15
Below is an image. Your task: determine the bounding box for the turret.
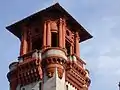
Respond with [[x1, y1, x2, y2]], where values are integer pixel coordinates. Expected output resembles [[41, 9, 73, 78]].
[[6, 3, 92, 90]]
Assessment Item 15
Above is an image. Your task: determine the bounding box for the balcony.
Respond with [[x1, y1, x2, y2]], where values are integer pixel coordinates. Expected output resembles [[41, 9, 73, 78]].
[[42, 47, 67, 60], [18, 49, 41, 63]]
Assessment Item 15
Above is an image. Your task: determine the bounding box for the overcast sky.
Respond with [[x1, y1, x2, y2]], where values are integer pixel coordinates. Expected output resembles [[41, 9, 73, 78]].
[[0, 0, 120, 90]]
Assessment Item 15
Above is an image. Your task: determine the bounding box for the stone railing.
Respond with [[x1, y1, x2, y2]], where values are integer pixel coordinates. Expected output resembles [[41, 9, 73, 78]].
[[67, 54, 86, 68], [18, 49, 42, 63], [42, 47, 67, 60]]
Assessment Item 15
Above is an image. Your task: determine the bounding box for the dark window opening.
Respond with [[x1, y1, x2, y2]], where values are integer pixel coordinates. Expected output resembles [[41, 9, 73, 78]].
[[22, 88, 25, 90], [74, 44, 76, 54], [65, 41, 71, 56], [39, 82, 42, 90], [32, 38, 42, 50], [66, 85, 68, 90], [51, 32, 58, 47], [35, 28, 39, 33]]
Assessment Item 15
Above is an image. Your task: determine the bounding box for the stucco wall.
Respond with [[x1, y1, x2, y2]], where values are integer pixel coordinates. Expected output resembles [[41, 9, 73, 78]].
[[17, 81, 42, 90], [65, 82, 77, 90]]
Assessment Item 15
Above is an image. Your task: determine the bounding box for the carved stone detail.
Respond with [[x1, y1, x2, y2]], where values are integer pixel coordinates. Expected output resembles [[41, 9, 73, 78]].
[[50, 21, 58, 31], [42, 56, 65, 79], [65, 61, 91, 90]]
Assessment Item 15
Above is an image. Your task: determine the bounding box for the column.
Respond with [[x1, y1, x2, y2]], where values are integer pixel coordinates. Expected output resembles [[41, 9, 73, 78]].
[[62, 19, 66, 48], [72, 43, 74, 55], [20, 34, 24, 56], [28, 29, 32, 52], [23, 29, 28, 54], [20, 28, 28, 55], [59, 18, 63, 48], [46, 21, 51, 47], [43, 21, 47, 48], [75, 32, 80, 57], [70, 45, 73, 55]]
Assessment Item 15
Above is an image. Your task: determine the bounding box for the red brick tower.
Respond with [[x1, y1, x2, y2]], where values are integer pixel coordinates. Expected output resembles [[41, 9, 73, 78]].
[[7, 3, 92, 90]]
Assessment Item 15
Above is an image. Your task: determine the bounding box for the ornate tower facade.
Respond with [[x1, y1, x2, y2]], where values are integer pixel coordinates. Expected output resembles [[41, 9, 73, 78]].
[[7, 3, 92, 90]]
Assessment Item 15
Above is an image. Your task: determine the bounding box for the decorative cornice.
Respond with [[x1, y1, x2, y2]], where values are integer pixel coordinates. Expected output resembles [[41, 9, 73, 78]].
[[7, 56, 42, 86], [65, 60, 91, 90], [42, 56, 66, 79]]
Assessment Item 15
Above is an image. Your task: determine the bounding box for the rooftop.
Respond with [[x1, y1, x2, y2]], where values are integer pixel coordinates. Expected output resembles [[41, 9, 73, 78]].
[[6, 3, 92, 42]]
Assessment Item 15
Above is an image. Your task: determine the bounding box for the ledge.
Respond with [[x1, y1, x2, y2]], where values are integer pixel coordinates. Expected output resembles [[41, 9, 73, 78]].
[[9, 62, 18, 71], [42, 47, 67, 60]]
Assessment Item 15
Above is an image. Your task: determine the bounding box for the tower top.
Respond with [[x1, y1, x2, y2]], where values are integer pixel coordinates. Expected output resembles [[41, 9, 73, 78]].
[[6, 3, 92, 42], [7, 2, 92, 90]]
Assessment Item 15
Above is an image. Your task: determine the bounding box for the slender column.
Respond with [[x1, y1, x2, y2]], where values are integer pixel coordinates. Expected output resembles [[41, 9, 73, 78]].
[[70, 44, 74, 55], [43, 21, 47, 48], [23, 29, 28, 54], [46, 21, 51, 47], [70, 46, 72, 55], [28, 29, 32, 52], [59, 18, 63, 48], [20, 33, 24, 56], [20, 28, 28, 55], [75, 32, 80, 57], [72, 44, 74, 55], [62, 19, 66, 48]]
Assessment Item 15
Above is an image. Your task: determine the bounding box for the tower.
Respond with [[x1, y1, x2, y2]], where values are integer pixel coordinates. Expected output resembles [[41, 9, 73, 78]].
[[6, 3, 92, 90]]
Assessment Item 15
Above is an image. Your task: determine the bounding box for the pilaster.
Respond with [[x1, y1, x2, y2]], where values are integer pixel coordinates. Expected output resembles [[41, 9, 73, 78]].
[[75, 32, 80, 57], [43, 21, 47, 48], [46, 21, 51, 47], [62, 19, 66, 48], [59, 18, 63, 48]]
